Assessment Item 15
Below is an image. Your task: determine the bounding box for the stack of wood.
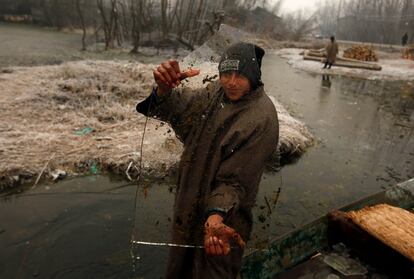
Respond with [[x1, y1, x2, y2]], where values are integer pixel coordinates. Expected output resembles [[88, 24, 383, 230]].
[[345, 204, 414, 262], [402, 45, 414, 60], [343, 45, 379, 62], [328, 204, 414, 275], [303, 48, 382, 71]]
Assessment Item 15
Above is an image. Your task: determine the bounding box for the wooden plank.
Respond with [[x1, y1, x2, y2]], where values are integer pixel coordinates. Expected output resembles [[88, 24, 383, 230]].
[[303, 55, 382, 71], [305, 50, 381, 66]]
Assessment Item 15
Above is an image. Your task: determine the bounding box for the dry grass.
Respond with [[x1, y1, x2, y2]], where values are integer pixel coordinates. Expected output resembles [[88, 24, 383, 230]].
[[0, 60, 313, 190]]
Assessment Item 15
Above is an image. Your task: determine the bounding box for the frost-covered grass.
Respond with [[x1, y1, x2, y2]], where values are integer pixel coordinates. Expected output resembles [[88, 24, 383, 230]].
[[0, 60, 313, 190]]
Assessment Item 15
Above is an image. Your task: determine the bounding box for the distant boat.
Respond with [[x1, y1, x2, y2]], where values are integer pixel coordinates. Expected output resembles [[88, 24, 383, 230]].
[[242, 178, 414, 278]]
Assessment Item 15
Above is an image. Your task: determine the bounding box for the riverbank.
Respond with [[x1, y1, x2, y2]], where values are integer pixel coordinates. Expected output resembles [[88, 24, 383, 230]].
[[5, 22, 411, 192], [0, 23, 315, 191], [0, 59, 314, 191], [0, 22, 327, 70]]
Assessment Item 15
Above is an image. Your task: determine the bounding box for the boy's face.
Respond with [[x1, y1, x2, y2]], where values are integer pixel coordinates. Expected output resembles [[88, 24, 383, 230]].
[[219, 71, 251, 101]]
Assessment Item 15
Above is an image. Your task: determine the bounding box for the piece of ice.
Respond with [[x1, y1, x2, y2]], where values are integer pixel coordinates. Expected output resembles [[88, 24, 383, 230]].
[[323, 252, 368, 276]]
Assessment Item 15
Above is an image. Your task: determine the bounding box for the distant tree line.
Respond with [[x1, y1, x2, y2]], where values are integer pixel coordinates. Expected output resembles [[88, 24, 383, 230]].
[[4, 0, 412, 47], [317, 0, 414, 44], [0, 0, 286, 51]]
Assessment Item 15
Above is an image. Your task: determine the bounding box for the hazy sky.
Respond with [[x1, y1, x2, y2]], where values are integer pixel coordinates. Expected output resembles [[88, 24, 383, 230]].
[[279, 0, 319, 14]]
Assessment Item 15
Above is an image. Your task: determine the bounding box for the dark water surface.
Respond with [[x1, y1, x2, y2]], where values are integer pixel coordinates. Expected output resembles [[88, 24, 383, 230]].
[[261, 54, 413, 235], [0, 176, 173, 278], [0, 23, 176, 69], [1, 55, 413, 278]]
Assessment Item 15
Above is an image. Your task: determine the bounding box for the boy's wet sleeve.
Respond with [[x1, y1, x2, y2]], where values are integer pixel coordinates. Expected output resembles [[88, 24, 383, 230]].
[[136, 86, 190, 118], [136, 87, 159, 115], [136, 86, 210, 141], [205, 117, 279, 220]]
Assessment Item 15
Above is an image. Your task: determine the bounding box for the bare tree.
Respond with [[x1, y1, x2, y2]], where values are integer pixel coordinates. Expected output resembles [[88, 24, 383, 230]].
[[318, 0, 414, 44], [97, 0, 112, 50], [75, 0, 87, 51], [10, 0, 331, 52], [189, 0, 205, 45], [96, 0, 124, 50], [222, 0, 237, 9], [284, 10, 318, 41], [161, 0, 169, 39], [130, 0, 143, 53]]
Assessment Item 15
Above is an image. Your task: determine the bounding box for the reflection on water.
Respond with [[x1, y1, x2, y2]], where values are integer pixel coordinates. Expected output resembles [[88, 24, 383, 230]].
[[1, 55, 413, 278], [321, 75, 332, 88], [0, 176, 173, 278]]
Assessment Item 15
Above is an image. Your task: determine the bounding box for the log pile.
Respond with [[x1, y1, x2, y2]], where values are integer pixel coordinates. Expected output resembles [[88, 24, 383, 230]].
[[303, 49, 382, 71], [346, 204, 414, 262], [328, 205, 414, 276], [343, 45, 378, 62], [402, 45, 414, 60]]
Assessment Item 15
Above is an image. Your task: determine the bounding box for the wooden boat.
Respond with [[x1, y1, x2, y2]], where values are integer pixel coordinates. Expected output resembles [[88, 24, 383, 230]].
[[241, 178, 414, 278]]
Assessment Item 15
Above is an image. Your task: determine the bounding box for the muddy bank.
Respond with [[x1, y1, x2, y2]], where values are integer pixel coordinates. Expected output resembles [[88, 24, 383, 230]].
[[0, 59, 313, 191], [276, 48, 414, 81]]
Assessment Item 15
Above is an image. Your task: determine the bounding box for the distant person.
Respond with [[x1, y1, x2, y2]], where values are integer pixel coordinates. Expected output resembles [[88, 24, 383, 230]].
[[323, 36, 339, 69], [402, 32, 409, 46]]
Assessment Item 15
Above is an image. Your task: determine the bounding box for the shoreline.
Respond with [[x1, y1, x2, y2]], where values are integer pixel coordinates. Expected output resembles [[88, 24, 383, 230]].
[[0, 59, 314, 192], [275, 48, 414, 82]]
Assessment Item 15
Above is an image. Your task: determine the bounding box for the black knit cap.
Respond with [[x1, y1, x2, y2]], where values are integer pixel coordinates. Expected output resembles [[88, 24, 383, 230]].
[[218, 42, 265, 89]]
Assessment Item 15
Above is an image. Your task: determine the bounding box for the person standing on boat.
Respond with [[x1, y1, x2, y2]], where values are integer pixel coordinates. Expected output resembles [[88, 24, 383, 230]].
[[136, 42, 279, 279], [323, 36, 339, 69]]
